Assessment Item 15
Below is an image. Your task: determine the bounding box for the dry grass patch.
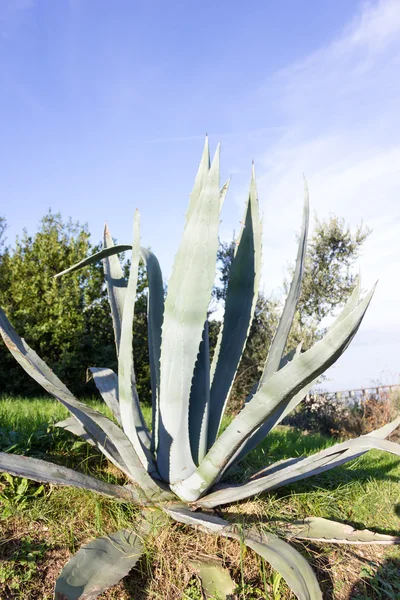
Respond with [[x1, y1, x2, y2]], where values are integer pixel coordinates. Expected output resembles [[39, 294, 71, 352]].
[[1, 503, 400, 599]]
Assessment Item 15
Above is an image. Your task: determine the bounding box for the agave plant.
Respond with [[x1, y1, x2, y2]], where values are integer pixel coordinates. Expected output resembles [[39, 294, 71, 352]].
[[1, 138, 400, 599]]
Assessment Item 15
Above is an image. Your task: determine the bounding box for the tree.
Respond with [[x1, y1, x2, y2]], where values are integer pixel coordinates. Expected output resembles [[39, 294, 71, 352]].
[[0, 211, 107, 395], [285, 216, 371, 350], [0, 211, 151, 399], [0, 217, 6, 252], [0, 217, 7, 298], [213, 215, 371, 411]]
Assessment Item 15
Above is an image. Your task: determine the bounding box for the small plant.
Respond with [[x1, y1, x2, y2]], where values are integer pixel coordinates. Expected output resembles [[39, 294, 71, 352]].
[[284, 391, 349, 436], [0, 473, 44, 517], [0, 536, 47, 592], [286, 389, 398, 438], [353, 559, 400, 599], [1, 139, 400, 599]]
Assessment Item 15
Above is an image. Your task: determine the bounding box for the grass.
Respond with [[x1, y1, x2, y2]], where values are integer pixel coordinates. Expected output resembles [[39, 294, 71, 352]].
[[0, 396, 399, 599]]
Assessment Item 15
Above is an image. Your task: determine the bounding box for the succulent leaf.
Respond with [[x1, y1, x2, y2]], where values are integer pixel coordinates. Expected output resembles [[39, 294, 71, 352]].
[[219, 178, 230, 213], [282, 517, 400, 544], [55, 417, 97, 447], [118, 211, 154, 467], [189, 320, 211, 465], [185, 136, 210, 225], [54, 528, 146, 599], [259, 180, 309, 387], [0, 308, 166, 498], [0, 452, 136, 502], [198, 427, 400, 508], [174, 286, 375, 501], [189, 558, 235, 599], [208, 165, 262, 447], [20, 337, 73, 396], [366, 414, 400, 439], [158, 144, 221, 484], [139, 248, 164, 454], [87, 367, 122, 425], [226, 279, 362, 471], [54, 244, 132, 279], [330, 275, 361, 329], [102, 224, 129, 354], [279, 342, 303, 369], [57, 240, 165, 454]]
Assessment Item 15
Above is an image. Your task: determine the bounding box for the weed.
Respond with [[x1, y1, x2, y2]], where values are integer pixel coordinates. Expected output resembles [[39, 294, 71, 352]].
[[0, 473, 45, 517], [0, 536, 48, 593], [352, 559, 400, 599]]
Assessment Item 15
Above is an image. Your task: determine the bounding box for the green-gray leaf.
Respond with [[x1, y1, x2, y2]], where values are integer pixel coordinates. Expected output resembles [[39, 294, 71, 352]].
[[158, 145, 221, 484], [54, 244, 132, 278], [139, 248, 164, 454], [55, 417, 96, 447], [198, 430, 400, 508], [281, 517, 400, 545], [208, 165, 262, 447], [174, 285, 375, 501], [189, 320, 211, 465], [185, 136, 210, 225], [87, 367, 122, 425], [0, 452, 136, 502], [118, 211, 154, 471], [54, 528, 145, 599], [102, 224, 128, 354], [0, 308, 166, 499], [226, 280, 361, 473], [259, 180, 309, 386], [189, 558, 235, 599]]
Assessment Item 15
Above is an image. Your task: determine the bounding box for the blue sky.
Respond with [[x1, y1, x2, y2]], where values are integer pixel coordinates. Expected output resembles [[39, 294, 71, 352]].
[[1, 0, 399, 391]]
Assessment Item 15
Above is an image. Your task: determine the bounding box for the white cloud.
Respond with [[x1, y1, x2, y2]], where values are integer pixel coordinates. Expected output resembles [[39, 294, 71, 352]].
[[346, 0, 400, 50], [253, 0, 400, 389]]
